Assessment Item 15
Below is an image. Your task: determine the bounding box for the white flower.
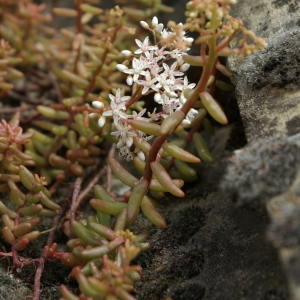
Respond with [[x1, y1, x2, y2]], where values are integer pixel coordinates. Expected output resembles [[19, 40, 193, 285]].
[[147, 108, 161, 121], [131, 108, 149, 122], [123, 57, 147, 82], [136, 71, 158, 94], [134, 36, 158, 55], [161, 28, 174, 39], [162, 61, 184, 78], [108, 88, 130, 105]]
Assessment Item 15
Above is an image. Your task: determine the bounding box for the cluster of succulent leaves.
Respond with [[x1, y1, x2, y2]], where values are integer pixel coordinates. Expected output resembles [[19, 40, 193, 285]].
[[0, 0, 266, 299]]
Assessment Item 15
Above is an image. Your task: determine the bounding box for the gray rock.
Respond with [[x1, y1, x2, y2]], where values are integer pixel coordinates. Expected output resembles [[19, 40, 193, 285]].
[[222, 133, 300, 300], [228, 0, 300, 142]]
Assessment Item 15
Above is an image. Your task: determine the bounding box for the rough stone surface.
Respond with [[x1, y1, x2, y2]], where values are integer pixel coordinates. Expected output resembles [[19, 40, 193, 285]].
[[221, 133, 300, 300], [228, 0, 300, 142], [221, 135, 300, 207], [133, 127, 289, 300]]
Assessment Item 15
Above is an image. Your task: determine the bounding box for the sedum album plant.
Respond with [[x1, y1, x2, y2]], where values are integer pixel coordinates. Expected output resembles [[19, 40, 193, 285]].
[[0, 0, 266, 299]]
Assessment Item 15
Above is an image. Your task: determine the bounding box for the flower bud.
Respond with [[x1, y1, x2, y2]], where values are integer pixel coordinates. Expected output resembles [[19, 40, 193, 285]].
[[140, 21, 149, 29], [152, 16, 158, 27]]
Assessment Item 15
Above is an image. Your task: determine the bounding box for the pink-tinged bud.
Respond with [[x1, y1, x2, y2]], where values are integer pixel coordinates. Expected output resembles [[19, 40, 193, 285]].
[[199, 91, 228, 125], [150, 162, 185, 197], [60, 254, 81, 268], [141, 196, 166, 228], [13, 238, 30, 251]]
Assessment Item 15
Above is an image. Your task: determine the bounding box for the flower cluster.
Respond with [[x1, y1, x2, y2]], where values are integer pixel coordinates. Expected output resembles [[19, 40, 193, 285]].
[[90, 17, 198, 161]]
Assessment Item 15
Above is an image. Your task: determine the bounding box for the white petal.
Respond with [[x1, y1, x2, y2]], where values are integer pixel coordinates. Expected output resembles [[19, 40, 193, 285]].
[[103, 110, 113, 116], [135, 39, 142, 47]]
